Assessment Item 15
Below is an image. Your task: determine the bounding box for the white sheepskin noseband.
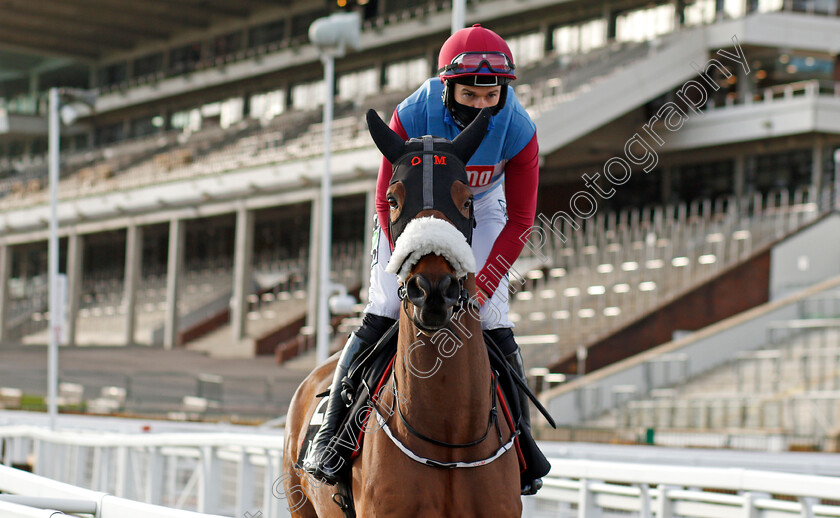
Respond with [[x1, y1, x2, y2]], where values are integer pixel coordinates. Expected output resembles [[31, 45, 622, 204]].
[[385, 217, 476, 283]]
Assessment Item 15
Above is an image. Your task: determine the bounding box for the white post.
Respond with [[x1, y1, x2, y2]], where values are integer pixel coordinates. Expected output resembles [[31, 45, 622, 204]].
[[360, 188, 376, 303], [65, 232, 83, 346], [235, 449, 255, 517], [833, 148, 840, 210], [0, 244, 10, 343], [146, 446, 163, 504], [451, 0, 466, 34], [578, 479, 597, 517], [232, 206, 254, 342], [316, 53, 335, 365], [47, 87, 60, 430], [123, 223, 142, 346], [198, 445, 221, 513], [306, 196, 321, 334], [164, 219, 185, 349], [309, 12, 360, 363]]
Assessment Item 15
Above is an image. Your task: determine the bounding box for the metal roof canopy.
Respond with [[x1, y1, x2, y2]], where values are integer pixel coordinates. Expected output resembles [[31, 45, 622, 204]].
[[0, 0, 280, 69]]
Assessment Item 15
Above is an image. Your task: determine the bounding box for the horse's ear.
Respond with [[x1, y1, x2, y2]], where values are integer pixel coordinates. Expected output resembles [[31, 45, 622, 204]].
[[451, 107, 492, 164], [366, 109, 405, 164]]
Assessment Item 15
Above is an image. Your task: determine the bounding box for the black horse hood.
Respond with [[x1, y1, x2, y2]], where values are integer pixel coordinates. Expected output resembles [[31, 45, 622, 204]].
[[366, 108, 492, 245]]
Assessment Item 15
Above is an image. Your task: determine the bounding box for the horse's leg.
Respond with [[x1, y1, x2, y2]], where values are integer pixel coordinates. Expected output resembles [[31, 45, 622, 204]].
[[283, 356, 343, 518], [282, 389, 318, 517], [279, 466, 318, 518]]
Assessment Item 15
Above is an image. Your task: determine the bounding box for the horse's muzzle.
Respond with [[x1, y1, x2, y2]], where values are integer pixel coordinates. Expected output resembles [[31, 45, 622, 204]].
[[405, 273, 461, 331]]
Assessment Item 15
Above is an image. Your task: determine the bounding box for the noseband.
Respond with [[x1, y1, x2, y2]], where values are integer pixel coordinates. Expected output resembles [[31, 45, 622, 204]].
[[397, 275, 478, 331]]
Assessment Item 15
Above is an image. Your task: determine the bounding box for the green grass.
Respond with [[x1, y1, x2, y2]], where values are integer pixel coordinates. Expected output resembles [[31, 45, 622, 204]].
[[20, 394, 46, 411], [16, 394, 86, 413]]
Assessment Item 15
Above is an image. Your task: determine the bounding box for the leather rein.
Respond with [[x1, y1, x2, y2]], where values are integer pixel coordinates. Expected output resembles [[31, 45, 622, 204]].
[[378, 273, 517, 469]]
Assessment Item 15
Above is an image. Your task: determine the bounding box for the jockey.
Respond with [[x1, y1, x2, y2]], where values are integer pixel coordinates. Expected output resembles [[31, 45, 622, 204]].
[[303, 24, 548, 494]]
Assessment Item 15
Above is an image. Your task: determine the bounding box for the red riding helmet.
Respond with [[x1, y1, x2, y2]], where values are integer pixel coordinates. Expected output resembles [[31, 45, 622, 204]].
[[438, 24, 517, 86]]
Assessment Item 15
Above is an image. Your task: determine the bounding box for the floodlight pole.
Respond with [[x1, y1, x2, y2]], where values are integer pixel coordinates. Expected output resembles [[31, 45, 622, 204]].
[[316, 51, 336, 365], [834, 148, 840, 211], [47, 88, 60, 430], [452, 0, 466, 34], [46, 87, 96, 430], [309, 12, 360, 364]]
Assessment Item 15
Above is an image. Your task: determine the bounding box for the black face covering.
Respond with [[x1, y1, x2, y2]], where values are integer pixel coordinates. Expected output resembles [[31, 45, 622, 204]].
[[450, 102, 483, 129], [443, 79, 508, 129]]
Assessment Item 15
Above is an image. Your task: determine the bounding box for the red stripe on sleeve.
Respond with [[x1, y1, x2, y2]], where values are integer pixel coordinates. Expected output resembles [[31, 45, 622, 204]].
[[476, 132, 539, 298]]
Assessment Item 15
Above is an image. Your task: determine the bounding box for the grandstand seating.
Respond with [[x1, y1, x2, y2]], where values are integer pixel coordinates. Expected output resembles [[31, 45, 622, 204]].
[[13, 240, 365, 349], [512, 186, 828, 369], [4, 60, 836, 216], [3, 3, 840, 517], [594, 319, 840, 439], [0, 29, 681, 202], [4, 66, 835, 364], [0, 0, 836, 414], [533, 271, 840, 449], [324, 185, 833, 384]]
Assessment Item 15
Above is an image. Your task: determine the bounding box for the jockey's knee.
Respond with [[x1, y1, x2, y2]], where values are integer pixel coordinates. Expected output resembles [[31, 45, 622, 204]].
[[485, 327, 518, 356], [356, 313, 397, 344]]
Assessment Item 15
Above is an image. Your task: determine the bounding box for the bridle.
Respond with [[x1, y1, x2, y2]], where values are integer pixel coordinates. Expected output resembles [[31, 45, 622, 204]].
[[396, 273, 478, 331], [379, 259, 515, 469], [365, 107, 514, 469], [373, 362, 517, 470]]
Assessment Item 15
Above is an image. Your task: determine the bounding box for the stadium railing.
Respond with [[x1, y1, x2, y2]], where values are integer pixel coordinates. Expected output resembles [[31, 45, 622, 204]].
[[525, 458, 840, 518], [3, 421, 840, 518], [0, 463, 228, 518]]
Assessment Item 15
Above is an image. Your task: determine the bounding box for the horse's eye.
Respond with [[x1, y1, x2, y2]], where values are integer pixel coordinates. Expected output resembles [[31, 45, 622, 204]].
[[388, 196, 398, 209], [463, 198, 473, 210]]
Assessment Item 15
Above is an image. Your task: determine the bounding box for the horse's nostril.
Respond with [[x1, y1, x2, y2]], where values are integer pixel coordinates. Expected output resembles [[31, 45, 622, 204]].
[[438, 275, 451, 293], [406, 275, 429, 307], [440, 274, 460, 305]]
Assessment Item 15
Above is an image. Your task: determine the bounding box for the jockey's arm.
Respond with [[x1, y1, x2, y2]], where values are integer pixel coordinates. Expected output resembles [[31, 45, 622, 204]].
[[375, 108, 409, 247], [475, 133, 539, 300]]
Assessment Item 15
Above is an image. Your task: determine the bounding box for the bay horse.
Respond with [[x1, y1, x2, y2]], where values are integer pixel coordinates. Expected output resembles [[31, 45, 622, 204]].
[[282, 108, 522, 517]]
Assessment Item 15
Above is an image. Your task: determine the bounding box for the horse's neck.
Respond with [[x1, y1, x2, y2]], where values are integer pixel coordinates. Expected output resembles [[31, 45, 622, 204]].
[[393, 284, 491, 444]]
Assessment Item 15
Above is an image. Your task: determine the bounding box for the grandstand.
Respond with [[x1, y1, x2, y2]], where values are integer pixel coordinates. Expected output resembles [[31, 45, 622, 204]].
[[1, 0, 840, 516]]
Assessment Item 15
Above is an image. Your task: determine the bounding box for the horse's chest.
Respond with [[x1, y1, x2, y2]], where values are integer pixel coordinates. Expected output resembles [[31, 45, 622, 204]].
[[356, 487, 521, 518], [355, 456, 521, 517]]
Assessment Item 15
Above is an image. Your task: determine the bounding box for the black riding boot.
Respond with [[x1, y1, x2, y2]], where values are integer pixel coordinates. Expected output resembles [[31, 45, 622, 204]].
[[302, 332, 370, 484], [505, 350, 545, 496]]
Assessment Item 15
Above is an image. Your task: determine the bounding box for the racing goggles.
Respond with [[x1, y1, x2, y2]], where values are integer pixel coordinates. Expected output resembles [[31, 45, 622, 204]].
[[440, 52, 515, 76]]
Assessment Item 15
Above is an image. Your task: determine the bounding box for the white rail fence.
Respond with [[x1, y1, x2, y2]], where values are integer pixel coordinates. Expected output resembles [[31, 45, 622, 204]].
[[525, 459, 840, 518], [0, 463, 228, 517], [3, 424, 840, 517], [0, 425, 288, 518]]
